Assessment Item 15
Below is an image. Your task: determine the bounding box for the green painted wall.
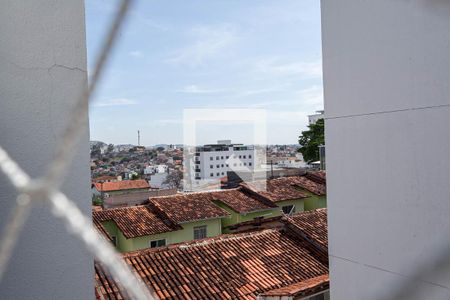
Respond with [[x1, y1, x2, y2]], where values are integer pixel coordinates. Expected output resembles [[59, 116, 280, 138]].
[[101, 218, 223, 252], [271, 198, 305, 217], [304, 195, 327, 211], [214, 201, 278, 233]]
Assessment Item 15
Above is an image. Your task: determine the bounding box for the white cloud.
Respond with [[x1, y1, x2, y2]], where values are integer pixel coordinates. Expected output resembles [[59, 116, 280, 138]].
[[129, 50, 144, 58], [167, 25, 237, 67], [92, 98, 138, 107], [181, 84, 226, 94], [255, 57, 322, 79]]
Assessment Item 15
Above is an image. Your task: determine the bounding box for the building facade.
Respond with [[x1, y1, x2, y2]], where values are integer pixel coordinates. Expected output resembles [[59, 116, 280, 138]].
[[323, 0, 450, 299], [191, 140, 256, 184]]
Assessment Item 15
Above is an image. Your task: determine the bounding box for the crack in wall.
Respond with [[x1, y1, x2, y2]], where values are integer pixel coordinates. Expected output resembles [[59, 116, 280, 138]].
[[330, 254, 450, 290]]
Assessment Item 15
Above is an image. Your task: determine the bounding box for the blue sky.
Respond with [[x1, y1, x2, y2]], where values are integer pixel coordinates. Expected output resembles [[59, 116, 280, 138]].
[[85, 0, 323, 146]]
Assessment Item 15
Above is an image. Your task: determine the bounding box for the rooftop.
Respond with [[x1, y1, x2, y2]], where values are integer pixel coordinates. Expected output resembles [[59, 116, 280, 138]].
[[95, 225, 329, 299], [93, 179, 150, 192], [210, 188, 277, 214], [284, 208, 328, 251], [93, 206, 180, 239], [240, 177, 309, 203], [148, 192, 230, 224]]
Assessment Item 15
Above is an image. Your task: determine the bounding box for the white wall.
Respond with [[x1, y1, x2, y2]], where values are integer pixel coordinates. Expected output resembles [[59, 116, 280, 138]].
[[0, 1, 93, 299], [322, 0, 450, 299]]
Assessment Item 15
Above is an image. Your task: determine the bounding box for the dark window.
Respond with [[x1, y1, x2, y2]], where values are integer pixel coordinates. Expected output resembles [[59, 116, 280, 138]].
[[282, 205, 295, 214], [221, 164, 224, 167], [221, 156, 224, 159], [249, 155, 252, 159], [210, 165, 213, 169], [244, 162, 247, 166], [194, 225, 207, 240], [150, 239, 166, 248], [216, 156, 219, 160], [243, 155, 246, 159], [221, 172, 224, 175], [226, 164, 229, 167], [226, 156, 229, 159], [216, 165, 220, 168], [210, 157, 213, 161], [210, 173, 214, 177], [249, 162, 252, 166], [216, 173, 220, 176], [239, 155, 242, 159]]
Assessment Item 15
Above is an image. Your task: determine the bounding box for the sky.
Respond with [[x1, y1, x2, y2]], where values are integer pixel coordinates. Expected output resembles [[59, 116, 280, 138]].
[[85, 0, 323, 146]]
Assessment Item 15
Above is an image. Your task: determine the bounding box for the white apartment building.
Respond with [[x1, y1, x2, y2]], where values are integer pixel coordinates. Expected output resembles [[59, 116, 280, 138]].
[[192, 141, 256, 181]]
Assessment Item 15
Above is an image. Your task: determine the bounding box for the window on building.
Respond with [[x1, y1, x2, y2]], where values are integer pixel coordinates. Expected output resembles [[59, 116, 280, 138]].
[[233, 163, 237, 167], [216, 165, 220, 168], [221, 156, 224, 159], [282, 205, 295, 214], [194, 225, 207, 240], [216, 156, 219, 160], [221, 172, 224, 175], [210, 173, 214, 177], [210, 165, 213, 169], [226, 164, 229, 167], [243, 155, 246, 159], [210, 157, 213, 161], [307, 293, 325, 300], [249, 162, 252, 166], [249, 155, 252, 159], [111, 236, 117, 247], [226, 156, 229, 159], [221, 164, 224, 167], [239, 155, 242, 159], [243, 162, 247, 166], [216, 173, 220, 176], [150, 239, 166, 248]]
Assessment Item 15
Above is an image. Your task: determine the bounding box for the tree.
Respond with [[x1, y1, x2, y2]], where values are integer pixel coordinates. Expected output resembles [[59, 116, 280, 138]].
[[298, 119, 324, 163], [107, 144, 114, 153], [163, 170, 182, 189]]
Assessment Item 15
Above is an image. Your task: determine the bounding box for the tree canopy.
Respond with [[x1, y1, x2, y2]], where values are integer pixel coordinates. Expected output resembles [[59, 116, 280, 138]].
[[298, 119, 324, 163]]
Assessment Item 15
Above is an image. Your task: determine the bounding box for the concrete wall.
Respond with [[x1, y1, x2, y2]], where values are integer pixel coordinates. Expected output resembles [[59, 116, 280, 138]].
[[322, 0, 450, 299], [0, 1, 92, 299]]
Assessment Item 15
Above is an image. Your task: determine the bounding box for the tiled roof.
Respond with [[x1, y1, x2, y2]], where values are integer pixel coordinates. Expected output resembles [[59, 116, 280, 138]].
[[289, 176, 326, 196], [148, 193, 230, 224], [259, 274, 329, 298], [92, 206, 180, 239], [94, 179, 150, 192], [240, 177, 308, 203], [306, 171, 326, 185], [285, 208, 328, 251], [93, 218, 113, 242], [210, 188, 277, 213], [92, 175, 117, 182], [95, 229, 328, 300]]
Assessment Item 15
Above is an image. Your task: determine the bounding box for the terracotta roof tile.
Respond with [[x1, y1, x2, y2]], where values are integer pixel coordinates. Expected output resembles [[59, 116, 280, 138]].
[[306, 171, 326, 185], [148, 193, 230, 224], [94, 179, 150, 192], [93, 206, 180, 239], [209, 188, 277, 213], [288, 176, 326, 196], [240, 177, 308, 203], [95, 229, 328, 299], [285, 208, 328, 251], [260, 274, 329, 297]]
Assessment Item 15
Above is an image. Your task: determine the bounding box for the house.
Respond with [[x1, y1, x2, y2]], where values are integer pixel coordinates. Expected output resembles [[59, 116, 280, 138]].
[[94, 209, 330, 300], [102, 188, 177, 209], [93, 193, 230, 252], [92, 179, 150, 197], [93, 173, 327, 252], [148, 193, 230, 242]]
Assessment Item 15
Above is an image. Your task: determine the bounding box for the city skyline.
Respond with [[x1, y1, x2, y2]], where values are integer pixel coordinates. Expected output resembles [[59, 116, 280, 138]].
[[86, 0, 323, 145]]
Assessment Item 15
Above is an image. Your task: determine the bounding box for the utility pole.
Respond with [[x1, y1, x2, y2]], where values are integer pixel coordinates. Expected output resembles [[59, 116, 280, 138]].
[[137, 130, 140, 146]]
